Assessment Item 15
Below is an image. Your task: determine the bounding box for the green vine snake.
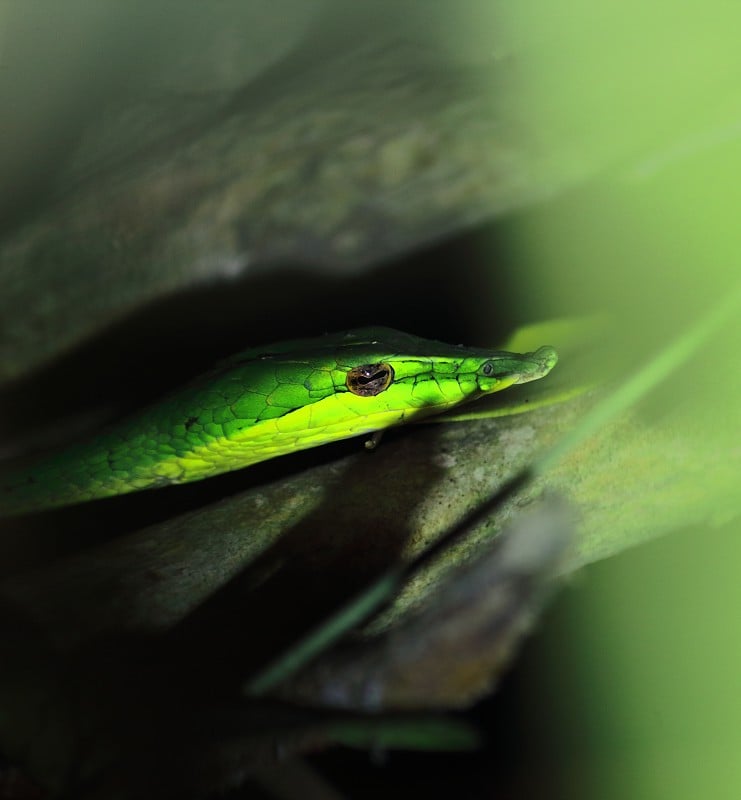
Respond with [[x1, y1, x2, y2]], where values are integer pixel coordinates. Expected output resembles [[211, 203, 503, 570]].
[[0, 327, 557, 516]]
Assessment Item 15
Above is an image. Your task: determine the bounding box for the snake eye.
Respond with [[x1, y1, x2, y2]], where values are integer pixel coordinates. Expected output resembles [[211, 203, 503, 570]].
[[346, 363, 394, 396], [481, 361, 495, 377]]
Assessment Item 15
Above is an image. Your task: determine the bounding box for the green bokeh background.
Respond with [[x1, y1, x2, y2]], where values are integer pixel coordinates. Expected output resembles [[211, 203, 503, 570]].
[[501, 1, 741, 797]]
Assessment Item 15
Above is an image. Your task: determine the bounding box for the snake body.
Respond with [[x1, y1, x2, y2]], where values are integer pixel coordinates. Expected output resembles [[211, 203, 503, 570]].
[[0, 327, 557, 514]]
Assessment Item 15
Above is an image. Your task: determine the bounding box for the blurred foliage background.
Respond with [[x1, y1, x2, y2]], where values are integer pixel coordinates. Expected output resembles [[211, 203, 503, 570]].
[[0, 1, 740, 798]]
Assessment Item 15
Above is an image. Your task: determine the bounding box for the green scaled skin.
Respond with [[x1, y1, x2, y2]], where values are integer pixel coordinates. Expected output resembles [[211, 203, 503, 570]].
[[0, 327, 557, 515]]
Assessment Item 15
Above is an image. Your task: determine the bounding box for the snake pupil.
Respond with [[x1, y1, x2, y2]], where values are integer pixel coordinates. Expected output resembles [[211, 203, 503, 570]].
[[346, 362, 395, 396]]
